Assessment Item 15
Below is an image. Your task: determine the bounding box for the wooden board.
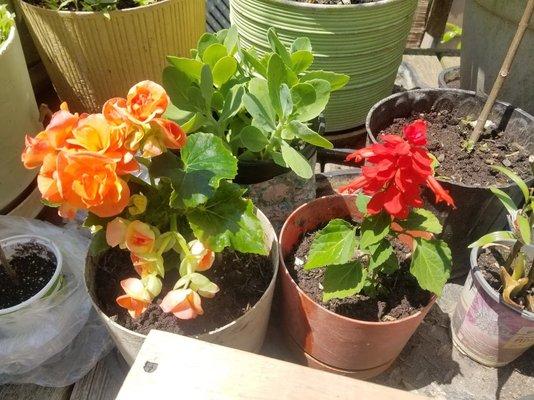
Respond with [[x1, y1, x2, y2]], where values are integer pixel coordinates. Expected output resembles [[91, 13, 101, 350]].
[[440, 56, 460, 69], [402, 55, 443, 88], [0, 384, 71, 400], [117, 330, 427, 400]]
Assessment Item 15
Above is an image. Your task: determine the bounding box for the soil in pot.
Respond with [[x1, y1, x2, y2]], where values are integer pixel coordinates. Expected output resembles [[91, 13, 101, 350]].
[[292, 0, 378, 4], [0, 242, 57, 309], [287, 225, 431, 322], [95, 248, 273, 336], [24, 0, 154, 11], [380, 111, 531, 187]]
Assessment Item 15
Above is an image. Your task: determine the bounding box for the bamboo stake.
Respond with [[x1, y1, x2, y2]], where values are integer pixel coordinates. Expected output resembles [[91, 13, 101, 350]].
[[0, 244, 18, 284], [466, 0, 534, 152]]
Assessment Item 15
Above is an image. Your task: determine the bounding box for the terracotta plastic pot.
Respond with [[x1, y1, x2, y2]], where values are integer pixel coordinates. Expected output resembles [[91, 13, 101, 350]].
[[366, 88, 534, 278], [18, 0, 205, 112], [451, 240, 534, 367], [278, 194, 436, 378], [85, 209, 279, 365], [0, 235, 63, 316], [0, 24, 40, 214]]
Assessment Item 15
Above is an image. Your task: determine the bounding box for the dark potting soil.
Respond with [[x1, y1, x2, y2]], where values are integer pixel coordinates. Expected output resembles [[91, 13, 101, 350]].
[[292, 0, 377, 4], [26, 0, 150, 11], [0, 242, 57, 310], [445, 77, 461, 89], [287, 227, 431, 322], [95, 247, 273, 336], [381, 111, 531, 187]]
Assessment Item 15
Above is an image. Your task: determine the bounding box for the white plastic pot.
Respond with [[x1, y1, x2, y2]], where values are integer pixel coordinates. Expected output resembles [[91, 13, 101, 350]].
[[85, 209, 279, 365], [0, 235, 63, 316], [451, 240, 534, 367]]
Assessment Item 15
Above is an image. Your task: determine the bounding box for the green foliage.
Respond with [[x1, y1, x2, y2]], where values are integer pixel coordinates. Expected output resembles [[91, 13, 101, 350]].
[[410, 238, 451, 296], [163, 27, 349, 178], [0, 5, 14, 45], [41, 0, 155, 12], [441, 22, 462, 49], [323, 261, 366, 302]]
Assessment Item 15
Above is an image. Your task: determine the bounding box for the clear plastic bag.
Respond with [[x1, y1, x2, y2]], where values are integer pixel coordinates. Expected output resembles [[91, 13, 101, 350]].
[[0, 216, 113, 386]]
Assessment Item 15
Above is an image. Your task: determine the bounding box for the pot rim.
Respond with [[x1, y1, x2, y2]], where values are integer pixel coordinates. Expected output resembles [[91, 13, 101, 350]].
[[279, 193, 437, 326], [0, 25, 14, 56], [244, 0, 410, 10], [0, 234, 63, 315], [19, 0, 176, 17], [85, 208, 280, 340], [365, 88, 534, 190], [470, 240, 534, 321]]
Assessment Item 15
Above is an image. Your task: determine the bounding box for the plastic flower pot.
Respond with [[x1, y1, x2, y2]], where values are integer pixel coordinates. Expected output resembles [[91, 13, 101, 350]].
[[229, 0, 418, 132], [278, 194, 436, 379], [438, 66, 460, 89], [0, 235, 63, 316], [0, 23, 41, 214], [366, 88, 534, 278], [85, 209, 279, 365], [17, 0, 205, 113], [461, 0, 534, 115], [451, 240, 534, 367]]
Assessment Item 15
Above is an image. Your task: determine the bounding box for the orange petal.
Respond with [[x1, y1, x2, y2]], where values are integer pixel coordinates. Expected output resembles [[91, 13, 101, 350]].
[[106, 217, 128, 247], [120, 278, 150, 302], [125, 220, 155, 254]]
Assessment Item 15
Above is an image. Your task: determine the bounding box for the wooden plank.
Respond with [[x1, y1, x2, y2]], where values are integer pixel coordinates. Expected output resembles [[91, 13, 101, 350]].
[[402, 55, 443, 88], [117, 330, 427, 400], [420, 0, 454, 48], [0, 384, 71, 400], [69, 350, 127, 400], [440, 56, 460, 69]]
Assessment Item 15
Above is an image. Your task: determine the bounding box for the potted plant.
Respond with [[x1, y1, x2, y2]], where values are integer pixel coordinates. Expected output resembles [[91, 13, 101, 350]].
[[229, 0, 418, 133], [0, 234, 62, 315], [16, 0, 205, 113], [366, 88, 534, 277], [21, 80, 279, 365], [452, 165, 534, 367], [278, 120, 454, 378], [162, 27, 348, 229], [0, 5, 41, 214]]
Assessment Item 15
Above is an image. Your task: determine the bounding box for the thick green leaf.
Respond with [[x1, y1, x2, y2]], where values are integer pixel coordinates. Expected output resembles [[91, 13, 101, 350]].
[[187, 86, 207, 113], [243, 92, 276, 132], [360, 213, 391, 249], [291, 37, 312, 53], [220, 85, 245, 122], [181, 112, 208, 134], [268, 54, 287, 119], [397, 208, 443, 234], [223, 26, 239, 54], [248, 78, 276, 123], [286, 120, 333, 149], [242, 48, 267, 77], [291, 83, 316, 107], [469, 230, 516, 248], [291, 50, 314, 74], [493, 165, 530, 204], [202, 43, 227, 68], [367, 240, 396, 273], [323, 261, 366, 302], [212, 56, 237, 87], [267, 27, 292, 66], [187, 181, 267, 254], [280, 84, 293, 118], [305, 219, 357, 269], [281, 141, 313, 179], [196, 33, 219, 58], [199, 65, 214, 110], [301, 70, 350, 91], [516, 214, 531, 244], [295, 79, 331, 122], [240, 126, 269, 152], [410, 238, 451, 296], [490, 187, 518, 215], [162, 66, 194, 111], [356, 193, 370, 214], [166, 57, 202, 81]]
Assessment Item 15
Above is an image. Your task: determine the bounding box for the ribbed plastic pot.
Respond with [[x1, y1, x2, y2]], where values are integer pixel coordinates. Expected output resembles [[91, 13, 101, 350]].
[[229, 0, 417, 132], [0, 25, 40, 213], [366, 88, 534, 278], [17, 0, 205, 113], [278, 194, 436, 379], [461, 0, 534, 115], [451, 240, 534, 367], [85, 209, 279, 365]]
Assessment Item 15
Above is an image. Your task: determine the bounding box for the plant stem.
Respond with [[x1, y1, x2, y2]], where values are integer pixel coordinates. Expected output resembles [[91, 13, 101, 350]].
[[466, 0, 534, 152], [504, 240, 523, 274], [0, 245, 18, 284]]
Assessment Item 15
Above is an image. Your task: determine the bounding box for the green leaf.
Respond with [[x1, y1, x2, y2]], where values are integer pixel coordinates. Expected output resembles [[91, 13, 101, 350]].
[[367, 240, 396, 273], [187, 86, 207, 113], [89, 230, 109, 257], [212, 56, 237, 87], [267, 27, 292, 66], [268, 54, 287, 119], [291, 83, 316, 107], [202, 43, 227, 68], [243, 92, 276, 132], [223, 26, 239, 54], [356, 193, 370, 214], [242, 48, 267, 77], [281, 141, 313, 179], [469, 230, 516, 248], [162, 66, 194, 111], [323, 261, 366, 302], [286, 120, 333, 149], [248, 77, 276, 123], [291, 37, 312, 53], [360, 213, 391, 249], [166, 57, 202, 81], [410, 238, 451, 296], [493, 165, 529, 204], [220, 85, 245, 122], [516, 214, 531, 244], [187, 181, 267, 255], [280, 84, 293, 118], [291, 50, 314, 73], [295, 79, 331, 122], [301, 70, 349, 91], [490, 187, 518, 215], [240, 126, 269, 152], [200, 64, 214, 110], [196, 33, 219, 58], [181, 112, 208, 134], [304, 219, 357, 269], [397, 208, 443, 234]]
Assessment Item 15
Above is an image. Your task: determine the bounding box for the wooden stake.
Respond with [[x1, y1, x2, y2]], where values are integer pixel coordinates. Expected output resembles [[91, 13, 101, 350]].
[[0, 244, 18, 284], [466, 0, 534, 151]]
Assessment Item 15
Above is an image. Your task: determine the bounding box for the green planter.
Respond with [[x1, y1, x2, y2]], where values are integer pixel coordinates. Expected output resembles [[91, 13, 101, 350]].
[[230, 0, 417, 132]]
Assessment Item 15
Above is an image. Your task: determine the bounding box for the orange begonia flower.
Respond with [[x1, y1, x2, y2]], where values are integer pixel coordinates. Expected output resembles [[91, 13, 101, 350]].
[[125, 220, 156, 255], [160, 289, 204, 320], [116, 278, 151, 318], [188, 240, 215, 272], [22, 131, 53, 169], [106, 217, 129, 248], [126, 81, 168, 124]]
